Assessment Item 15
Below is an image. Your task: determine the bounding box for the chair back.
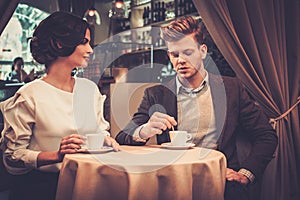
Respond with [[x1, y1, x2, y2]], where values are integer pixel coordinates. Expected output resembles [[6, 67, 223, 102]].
[[110, 83, 159, 144]]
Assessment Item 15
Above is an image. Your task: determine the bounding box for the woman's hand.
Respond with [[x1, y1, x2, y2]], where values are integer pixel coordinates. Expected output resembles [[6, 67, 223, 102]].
[[104, 136, 120, 151], [37, 134, 85, 167], [58, 134, 86, 160]]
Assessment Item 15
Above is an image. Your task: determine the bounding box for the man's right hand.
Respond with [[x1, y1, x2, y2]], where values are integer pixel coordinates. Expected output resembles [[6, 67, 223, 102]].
[[139, 112, 177, 139]]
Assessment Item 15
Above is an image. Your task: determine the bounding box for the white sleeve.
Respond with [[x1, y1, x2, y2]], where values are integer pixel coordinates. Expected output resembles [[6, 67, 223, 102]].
[[95, 88, 110, 136], [132, 124, 147, 142], [0, 93, 40, 175]]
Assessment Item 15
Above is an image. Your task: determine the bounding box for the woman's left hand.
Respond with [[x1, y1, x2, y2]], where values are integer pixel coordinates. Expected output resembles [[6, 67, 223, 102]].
[[104, 136, 121, 151], [59, 134, 85, 155]]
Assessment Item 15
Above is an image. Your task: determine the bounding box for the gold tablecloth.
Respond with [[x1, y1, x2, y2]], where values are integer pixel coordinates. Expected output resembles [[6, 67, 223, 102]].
[[56, 145, 226, 200]]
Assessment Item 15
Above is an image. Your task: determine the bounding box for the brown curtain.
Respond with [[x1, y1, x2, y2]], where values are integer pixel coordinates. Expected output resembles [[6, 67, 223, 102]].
[[0, 0, 20, 35], [193, 0, 300, 199]]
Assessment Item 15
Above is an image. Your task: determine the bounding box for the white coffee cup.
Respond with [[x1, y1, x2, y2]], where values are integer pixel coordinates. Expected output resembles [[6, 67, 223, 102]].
[[86, 133, 105, 150], [169, 131, 192, 146]]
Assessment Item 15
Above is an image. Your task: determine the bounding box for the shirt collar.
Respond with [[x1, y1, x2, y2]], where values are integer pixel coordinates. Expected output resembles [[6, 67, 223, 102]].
[[176, 70, 209, 95]]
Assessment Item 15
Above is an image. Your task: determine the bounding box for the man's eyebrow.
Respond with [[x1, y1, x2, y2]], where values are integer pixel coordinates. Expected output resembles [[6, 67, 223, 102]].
[[183, 48, 193, 51], [168, 50, 179, 54]]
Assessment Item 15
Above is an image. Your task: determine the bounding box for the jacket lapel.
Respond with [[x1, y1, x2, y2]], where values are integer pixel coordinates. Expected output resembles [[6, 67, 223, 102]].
[[209, 74, 227, 149]]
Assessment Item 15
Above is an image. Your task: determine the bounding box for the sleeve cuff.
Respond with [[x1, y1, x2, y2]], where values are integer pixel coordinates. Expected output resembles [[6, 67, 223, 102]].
[[9, 149, 40, 172], [238, 168, 255, 183], [132, 125, 147, 142], [23, 150, 40, 169], [102, 131, 110, 136]]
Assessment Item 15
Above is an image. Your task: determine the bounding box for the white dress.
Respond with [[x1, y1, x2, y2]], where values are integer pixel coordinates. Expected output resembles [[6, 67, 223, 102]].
[[0, 77, 110, 174]]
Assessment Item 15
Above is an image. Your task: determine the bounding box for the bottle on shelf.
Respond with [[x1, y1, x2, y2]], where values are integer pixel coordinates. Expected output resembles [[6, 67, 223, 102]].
[[154, 3, 159, 22], [147, 6, 151, 24], [143, 7, 148, 26], [157, 1, 161, 22], [160, 2, 166, 21], [184, 0, 190, 15], [178, 0, 184, 16], [190, 0, 197, 13]]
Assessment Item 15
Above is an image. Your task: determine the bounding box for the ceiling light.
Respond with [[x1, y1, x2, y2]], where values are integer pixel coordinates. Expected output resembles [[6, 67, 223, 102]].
[[115, 0, 124, 9], [84, 7, 101, 25]]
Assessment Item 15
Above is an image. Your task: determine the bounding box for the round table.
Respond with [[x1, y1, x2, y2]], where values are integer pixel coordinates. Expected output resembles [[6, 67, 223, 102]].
[[56, 145, 226, 200]]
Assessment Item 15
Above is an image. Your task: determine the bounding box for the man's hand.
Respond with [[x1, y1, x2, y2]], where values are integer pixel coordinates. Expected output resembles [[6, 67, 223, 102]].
[[104, 136, 120, 151], [226, 168, 249, 185], [139, 112, 177, 139]]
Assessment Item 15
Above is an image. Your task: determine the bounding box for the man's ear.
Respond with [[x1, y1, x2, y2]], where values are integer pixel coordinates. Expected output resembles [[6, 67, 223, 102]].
[[200, 44, 207, 59]]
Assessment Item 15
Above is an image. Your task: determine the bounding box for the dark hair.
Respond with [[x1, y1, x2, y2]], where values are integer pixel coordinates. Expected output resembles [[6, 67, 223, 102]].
[[160, 16, 204, 45], [11, 57, 24, 71], [30, 11, 90, 68]]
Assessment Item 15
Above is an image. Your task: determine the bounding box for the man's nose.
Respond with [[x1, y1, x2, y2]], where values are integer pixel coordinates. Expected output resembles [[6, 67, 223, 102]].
[[177, 54, 187, 63]]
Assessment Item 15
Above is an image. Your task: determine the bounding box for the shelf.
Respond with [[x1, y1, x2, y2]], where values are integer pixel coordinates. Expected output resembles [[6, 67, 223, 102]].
[[113, 0, 200, 51], [122, 46, 167, 55], [119, 26, 152, 35], [150, 12, 200, 27], [131, 0, 151, 9]]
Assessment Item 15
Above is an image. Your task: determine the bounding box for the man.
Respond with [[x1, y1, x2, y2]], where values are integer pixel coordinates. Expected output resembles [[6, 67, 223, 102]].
[[116, 16, 277, 199]]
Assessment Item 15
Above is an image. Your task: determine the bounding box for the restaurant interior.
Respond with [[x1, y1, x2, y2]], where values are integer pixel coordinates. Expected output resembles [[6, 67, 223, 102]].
[[0, 0, 299, 200]]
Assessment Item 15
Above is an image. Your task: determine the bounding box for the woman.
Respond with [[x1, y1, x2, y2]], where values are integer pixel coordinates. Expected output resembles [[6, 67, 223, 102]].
[[0, 11, 119, 200]]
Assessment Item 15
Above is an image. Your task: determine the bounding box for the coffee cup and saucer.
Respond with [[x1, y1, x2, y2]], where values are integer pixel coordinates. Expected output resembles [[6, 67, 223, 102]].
[[161, 131, 195, 150], [77, 133, 113, 153]]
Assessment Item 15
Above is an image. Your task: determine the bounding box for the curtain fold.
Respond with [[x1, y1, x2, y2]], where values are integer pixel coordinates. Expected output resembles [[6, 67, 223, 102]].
[[0, 0, 20, 36], [193, 0, 300, 199]]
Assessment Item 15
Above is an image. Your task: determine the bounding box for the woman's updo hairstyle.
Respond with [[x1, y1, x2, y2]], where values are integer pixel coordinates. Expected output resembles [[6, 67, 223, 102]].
[[30, 11, 89, 68]]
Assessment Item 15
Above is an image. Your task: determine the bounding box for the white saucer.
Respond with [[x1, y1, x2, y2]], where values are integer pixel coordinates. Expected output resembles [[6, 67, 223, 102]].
[[161, 142, 195, 150], [77, 146, 113, 153]]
